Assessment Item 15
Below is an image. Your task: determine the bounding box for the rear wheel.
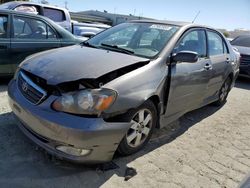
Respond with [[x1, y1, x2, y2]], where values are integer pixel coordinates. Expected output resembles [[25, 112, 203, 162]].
[[118, 100, 157, 156], [213, 77, 231, 106]]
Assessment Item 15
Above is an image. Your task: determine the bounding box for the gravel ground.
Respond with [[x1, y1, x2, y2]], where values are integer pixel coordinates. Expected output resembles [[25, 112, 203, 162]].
[[0, 78, 249, 188]]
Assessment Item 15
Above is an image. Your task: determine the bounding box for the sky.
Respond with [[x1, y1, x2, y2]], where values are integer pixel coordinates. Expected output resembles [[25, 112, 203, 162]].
[[39, 0, 250, 30]]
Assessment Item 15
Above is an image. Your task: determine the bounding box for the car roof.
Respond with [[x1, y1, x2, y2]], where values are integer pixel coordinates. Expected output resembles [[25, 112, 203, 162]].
[[130, 19, 216, 30], [74, 22, 111, 28], [0, 1, 67, 11], [131, 19, 190, 26]]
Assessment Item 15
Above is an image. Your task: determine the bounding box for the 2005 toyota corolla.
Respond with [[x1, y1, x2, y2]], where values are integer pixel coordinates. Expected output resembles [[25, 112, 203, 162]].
[[8, 20, 240, 163]]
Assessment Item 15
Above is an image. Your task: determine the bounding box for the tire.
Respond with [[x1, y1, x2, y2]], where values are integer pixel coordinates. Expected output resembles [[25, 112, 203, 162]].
[[213, 77, 232, 106], [118, 100, 157, 156]]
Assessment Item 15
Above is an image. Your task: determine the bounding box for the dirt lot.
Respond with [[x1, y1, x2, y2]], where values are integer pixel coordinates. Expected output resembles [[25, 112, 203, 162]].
[[0, 78, 249, 188]]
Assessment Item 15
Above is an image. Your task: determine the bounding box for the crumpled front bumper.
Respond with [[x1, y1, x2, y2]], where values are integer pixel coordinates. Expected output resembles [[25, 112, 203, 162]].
[[8, 79, 131, 164]]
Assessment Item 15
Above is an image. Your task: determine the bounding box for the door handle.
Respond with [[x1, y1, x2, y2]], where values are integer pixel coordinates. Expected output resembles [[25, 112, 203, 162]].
[[226, 58, 233, 63], [204, 64, 212, 70], [0, 45, 7, 49]]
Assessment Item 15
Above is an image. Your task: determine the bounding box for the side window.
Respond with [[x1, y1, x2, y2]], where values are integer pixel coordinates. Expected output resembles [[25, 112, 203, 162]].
[[13, 16, 57, 40], [43, 8, 66, 22], [207, 31, 224, 56], [47, 26, 57, 39], [0, 15, 8, 38], [175, 30, 206, 57]]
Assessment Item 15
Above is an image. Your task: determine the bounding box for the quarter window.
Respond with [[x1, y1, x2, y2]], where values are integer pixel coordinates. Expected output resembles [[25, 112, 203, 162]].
[[13, 16, 57, 39], [207, 31, 225, 56], [0, 15, 8, 38], [175, 30, 206, 57]]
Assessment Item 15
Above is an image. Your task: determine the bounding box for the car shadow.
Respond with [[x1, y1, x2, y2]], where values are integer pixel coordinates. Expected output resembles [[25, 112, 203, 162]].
[[235, 77, 250, 90], [0, 77, 11, 92], [0, 104, 223, 187]]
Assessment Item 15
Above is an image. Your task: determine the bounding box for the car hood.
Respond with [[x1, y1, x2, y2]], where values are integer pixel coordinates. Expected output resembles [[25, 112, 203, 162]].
[[20, 45, 149, 85], [233, 45, 250, 55]]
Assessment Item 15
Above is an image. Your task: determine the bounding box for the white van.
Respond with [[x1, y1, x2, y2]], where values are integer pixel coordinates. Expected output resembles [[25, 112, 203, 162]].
[[0, 1, 71, 31]]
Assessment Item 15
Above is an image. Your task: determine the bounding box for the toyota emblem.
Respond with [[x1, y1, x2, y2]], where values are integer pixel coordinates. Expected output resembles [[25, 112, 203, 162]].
[[22, 82, 28, 92]]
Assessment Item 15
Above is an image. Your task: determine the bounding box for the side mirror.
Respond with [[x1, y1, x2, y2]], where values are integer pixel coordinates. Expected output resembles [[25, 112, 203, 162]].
[[172, 51, 198, 63], [81, 32, 96, 39]]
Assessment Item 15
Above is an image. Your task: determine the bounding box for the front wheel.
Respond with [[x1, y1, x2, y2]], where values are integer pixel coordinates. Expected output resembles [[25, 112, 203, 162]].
[[118, 100, 157, 156], [213, 77, 231, 106]]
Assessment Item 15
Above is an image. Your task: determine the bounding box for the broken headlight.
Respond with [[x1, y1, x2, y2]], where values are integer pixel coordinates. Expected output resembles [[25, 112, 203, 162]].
[[52, 88, 117, 115]]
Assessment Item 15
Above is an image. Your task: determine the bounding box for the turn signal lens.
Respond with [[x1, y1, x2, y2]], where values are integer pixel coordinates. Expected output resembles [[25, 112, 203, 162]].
[[56, 146, 91, 156], [95, 95, 115, 111]]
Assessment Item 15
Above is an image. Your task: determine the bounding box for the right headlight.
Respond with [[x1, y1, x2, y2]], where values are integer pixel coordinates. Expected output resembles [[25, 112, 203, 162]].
[[52, 88, 117, 115]]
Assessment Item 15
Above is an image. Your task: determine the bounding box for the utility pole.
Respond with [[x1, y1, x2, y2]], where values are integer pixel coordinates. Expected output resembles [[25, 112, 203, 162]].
[[64, 1, 68, 9], [133, 9, 136, 16]]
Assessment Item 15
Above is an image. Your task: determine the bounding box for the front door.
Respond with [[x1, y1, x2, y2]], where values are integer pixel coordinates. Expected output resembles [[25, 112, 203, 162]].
[[162, 29, 212, 124], [0, 14, 11, 75], [10, 14, 60, 73]]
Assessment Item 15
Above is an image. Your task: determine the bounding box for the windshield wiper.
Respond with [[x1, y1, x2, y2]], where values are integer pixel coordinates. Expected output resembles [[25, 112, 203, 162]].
[[80, 41, 99, 49], [101, 43, 135, 55]]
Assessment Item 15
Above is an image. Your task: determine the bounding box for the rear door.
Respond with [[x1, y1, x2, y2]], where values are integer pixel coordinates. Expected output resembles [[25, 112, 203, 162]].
[[164, 28, 212, 123], [205, 30, 230, 98], [10, 14, 60, 71], [0, 13, 11, 75]]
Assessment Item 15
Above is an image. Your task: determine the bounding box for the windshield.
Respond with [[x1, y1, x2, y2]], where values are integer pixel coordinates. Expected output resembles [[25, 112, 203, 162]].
[[231, 36, 250, 47], [87, 22, 180, 58]]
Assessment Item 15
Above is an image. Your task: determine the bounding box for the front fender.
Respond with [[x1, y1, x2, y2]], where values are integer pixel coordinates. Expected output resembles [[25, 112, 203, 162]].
[[103, 59, 168, 115]]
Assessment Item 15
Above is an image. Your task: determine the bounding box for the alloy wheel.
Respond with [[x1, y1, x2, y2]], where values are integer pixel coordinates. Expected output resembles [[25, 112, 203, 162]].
[[126, 109, 153, 148]]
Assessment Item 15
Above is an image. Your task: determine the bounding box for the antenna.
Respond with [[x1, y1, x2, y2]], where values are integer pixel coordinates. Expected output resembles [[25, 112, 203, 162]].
[[192, 11, 200, 23]]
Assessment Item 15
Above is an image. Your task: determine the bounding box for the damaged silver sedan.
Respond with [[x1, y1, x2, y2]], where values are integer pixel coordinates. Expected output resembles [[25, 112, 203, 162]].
[[8, 20, 239, 163]]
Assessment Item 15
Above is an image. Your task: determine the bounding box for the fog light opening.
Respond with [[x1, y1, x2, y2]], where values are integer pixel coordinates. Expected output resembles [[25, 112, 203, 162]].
[[56, 146, 91, 157]]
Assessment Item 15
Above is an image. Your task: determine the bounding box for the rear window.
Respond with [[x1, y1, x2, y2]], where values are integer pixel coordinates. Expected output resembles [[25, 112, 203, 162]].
[[207, 31, 224, 56], [231, 36, 250, 47], [43, 8, 66, 22]]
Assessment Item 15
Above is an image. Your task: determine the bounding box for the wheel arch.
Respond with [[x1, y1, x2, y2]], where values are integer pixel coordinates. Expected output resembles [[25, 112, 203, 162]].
[[227, 72, 234, 89], [147, 95, 161, 129]]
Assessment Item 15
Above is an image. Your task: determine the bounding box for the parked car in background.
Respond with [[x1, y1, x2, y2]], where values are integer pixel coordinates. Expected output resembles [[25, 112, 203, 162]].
[[226, 37, 234, 42], [0, 1, 71, 31], [0, 9, 83, 76], [72, 22, 111, 38], [231, 35, 250, 78], [8, 20, 239, 163]]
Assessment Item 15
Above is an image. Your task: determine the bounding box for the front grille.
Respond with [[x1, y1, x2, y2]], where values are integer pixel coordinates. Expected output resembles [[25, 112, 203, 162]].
[[17, 71, 47, 105], [241, 54, 250, 65]]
